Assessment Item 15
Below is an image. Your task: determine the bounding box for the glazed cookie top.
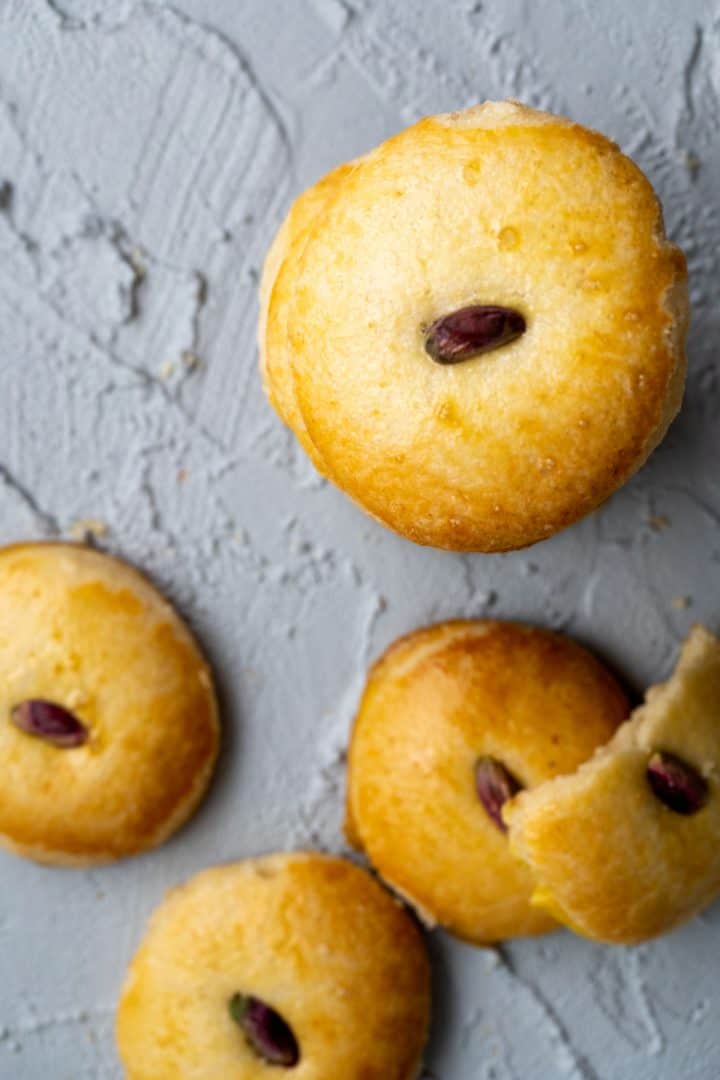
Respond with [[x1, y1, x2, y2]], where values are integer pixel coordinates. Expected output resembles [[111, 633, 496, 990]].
[[506, 625, 720, 944], [270, 100, 687, 551], [117, 852, 431, 1080], [0, 543, 218, 865], [346, 620, 629, 943]]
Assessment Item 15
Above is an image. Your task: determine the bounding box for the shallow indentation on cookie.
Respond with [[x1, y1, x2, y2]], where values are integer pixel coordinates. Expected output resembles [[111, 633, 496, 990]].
[[497, 225, 520, 251], [462, 159, 482, 185], [435, 399, 461, 424]]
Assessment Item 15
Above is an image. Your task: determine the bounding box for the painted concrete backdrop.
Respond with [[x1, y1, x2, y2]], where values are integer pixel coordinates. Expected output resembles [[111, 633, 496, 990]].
[[0, 0, 718, 1077]]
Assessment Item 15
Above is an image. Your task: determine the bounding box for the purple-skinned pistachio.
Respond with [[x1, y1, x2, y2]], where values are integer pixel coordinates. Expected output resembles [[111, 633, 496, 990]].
[[229, 993, 299, 1068], [424, 305, 526, 364], [474, 756, 523, 832], [646, 751, 709, 816], [10, 699, 88, 748]]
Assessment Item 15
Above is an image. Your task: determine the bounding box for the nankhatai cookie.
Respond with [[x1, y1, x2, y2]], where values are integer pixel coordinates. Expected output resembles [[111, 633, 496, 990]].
[[346, 620, 629, 943], [506, 625, 720, 944], [261, 100, 688, 551], [117, 852, 430, 1079], [0, 542, 219, 865]]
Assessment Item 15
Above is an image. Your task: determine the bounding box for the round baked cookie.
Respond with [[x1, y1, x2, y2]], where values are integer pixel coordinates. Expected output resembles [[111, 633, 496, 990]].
[[117, 852, 431, 1079], [0, 542, 219, 866], [506, 625, 720, 944], [261, 100, 688, 552], [346, 620, 629, 943]]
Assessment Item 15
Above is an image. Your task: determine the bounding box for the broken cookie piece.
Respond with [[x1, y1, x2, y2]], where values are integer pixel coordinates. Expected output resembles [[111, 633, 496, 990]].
[[505, 625, 720, 944]]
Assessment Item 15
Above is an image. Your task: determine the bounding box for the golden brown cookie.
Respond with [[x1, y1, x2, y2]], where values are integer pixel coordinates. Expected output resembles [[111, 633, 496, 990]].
[[506, 625, 720, 944], [116, 852, 431, 1079], [261, 100, 688, 552], [0, 542, 219, 865], [346, 620, 629, 943]]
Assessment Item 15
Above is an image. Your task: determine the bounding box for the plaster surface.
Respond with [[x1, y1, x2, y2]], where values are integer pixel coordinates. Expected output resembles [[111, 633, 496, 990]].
[[0, 1, 718, 1077]]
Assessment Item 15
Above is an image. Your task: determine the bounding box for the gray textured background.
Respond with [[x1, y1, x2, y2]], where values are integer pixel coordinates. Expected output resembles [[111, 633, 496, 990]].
[[0, 0, 718, 1077]]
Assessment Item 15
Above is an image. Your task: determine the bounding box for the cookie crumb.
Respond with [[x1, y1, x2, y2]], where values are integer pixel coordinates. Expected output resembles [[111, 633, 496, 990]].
[[159, 361, 175, 380], [181, 351, 202, 371], [69, 517, 108, 543], [129, 247, 147, 278], [648, 514, 669, 532], [672, 596, 691, 610]]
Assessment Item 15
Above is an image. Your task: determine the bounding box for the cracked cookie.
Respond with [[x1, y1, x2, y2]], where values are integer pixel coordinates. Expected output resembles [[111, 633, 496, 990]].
[[0, 542, 218, 865], [345, 620, 629, 943], [260, 100, 688, 552], [505, 625, 720, 943], [117, 852, 430, 1079]]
